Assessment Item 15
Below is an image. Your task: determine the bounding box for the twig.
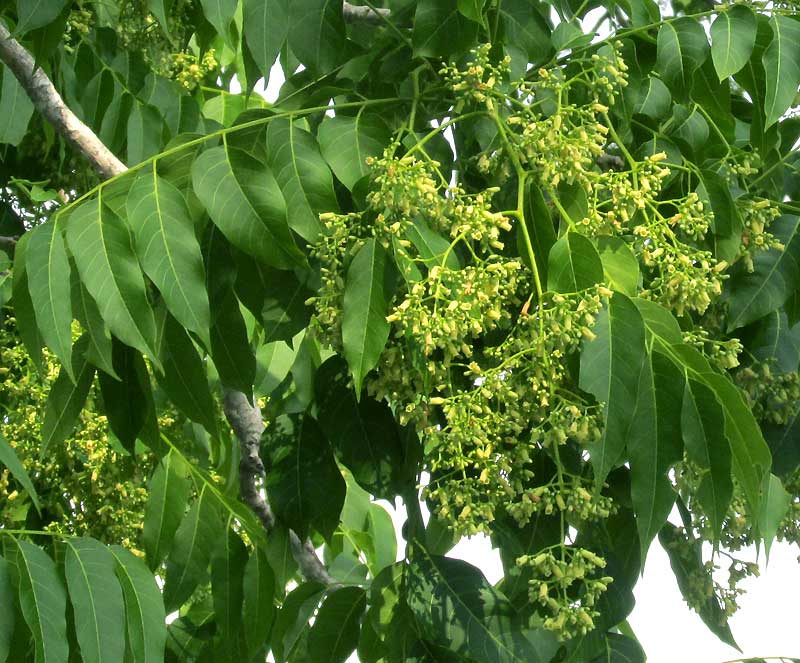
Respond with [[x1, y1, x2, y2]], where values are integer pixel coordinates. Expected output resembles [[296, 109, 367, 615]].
[[342, 1, 391, 24], [0, 20, 334, 586], [0, 235, 18, 249]]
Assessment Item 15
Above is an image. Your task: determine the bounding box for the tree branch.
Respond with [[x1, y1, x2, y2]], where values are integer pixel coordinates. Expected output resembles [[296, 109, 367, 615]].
[[0, 22, 334, 586], [342, 2, 391, 24], [0, 23, 126, 180]]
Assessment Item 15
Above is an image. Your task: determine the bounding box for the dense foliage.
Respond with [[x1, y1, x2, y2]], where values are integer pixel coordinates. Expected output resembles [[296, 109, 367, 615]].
[[1, 0, 800, 661]]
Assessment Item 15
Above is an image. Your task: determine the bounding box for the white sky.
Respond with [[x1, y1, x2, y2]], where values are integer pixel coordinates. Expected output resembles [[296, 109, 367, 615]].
[[248, 41, 800, 661]]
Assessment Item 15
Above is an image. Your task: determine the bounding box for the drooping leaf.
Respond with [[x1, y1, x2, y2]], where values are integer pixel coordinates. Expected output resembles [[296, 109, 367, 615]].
[[633, 76, 672, 119], [70, 270, 117, 379], [243, 0, 289, 78], [547, 232, 605, 293], [209, 289, 257, 395], [126, 169, 211, 347], [242, 547, 275, 656], [210, 528, 248, 651], [710, 5, 757, 81], [315, 357, 410, 498], [596, 236, 639, 296], [11, 233, 44, 373], [413, 0, 480, 58], [0, 65, 35, 145], [288, 0, 347, 74], [65, 198, 160, 365], [579, 293, 648, 489], [163, 486, 225, 612], [762, 15, 800, 128], [98, 341, 157, 453], [25, 221, 73, 379], [341, 238, 396, 393], [41, 335, 96, 456], [14, 0, 70, 34], [307, 587, 366, 663], [156, 314, 219, 436], [192, 143, 305, 268], [406, 551, 559, 663], [108, 545, 167, 663], [0, 557, 13, 662], [765, 408, 800, 479], [271, 582, 327, 662], [656, 17, 709, 97], [142, 451, 193, 571], [64, 537, 126, 663], [0, 432, 42, 513], [628, 351, 683, 563], [759, 472, 791, 557], [265, 117, 338, 242], [681, 379, 732, 544], [199, 0, 237, 43], [726, 215, 800, 331], [497, 0, 552, 63], [15, 539, 69, 663], [264, 414, 346, 541], [318, 113, 391, 190]]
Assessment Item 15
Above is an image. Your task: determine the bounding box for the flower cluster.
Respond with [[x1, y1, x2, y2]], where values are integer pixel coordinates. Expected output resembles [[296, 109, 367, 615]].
[[738, 199, 783, 272], [165, 49, 218, 91], [518, 547, 614, 639], [440, 43, 511, 105], [734, 361, 800, 425]]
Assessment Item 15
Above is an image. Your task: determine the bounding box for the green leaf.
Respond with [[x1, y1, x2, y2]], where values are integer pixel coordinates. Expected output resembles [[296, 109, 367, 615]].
[[656, 17, 709, 97], [0, 65, 35, 144], [726, 215, 800, 331], [341, 238, 395, 394], [192, 143, 305, 269], [628, 352, 683, 563], [156, 314, 219, 436], [749, 310, 800, 372], [71, 271, 117, 379], [710, 5, 757, 81], [288, 0, 347, 74], [596, 237, 639, 296], [142, 451, 193, 571], [498, 0, 552, 63], [163, 486, 224, 612], [413, 0, 480, 58], [64, 538, 126, 663], [211, 528, 248, 649], [126, 169, 211, 347], [15, 539, 69, 663], [307, 587, 366, 663], [264, 414, 346, 541], [666, 105, 709, 155], [519, 181, 556, 284], [98, 342, 156, 453], [242, 548, 275, 656], [315, 357, 410, 498], [579, 293, 648, 489], [271, 582, 327, 662], [266, 117, 339, 243], [127, 103, 164, 165], [66, 198, 160, 366], [41, 335, 97, 456], [759, 472, 791, 557], [551, 22, 593, 52], [108, 545, 167, 663], [11, 233, 45, 373], [681, 379, 732, 543], [243, 0, 289, 78], [406, 551, 559, 663], [0, 557, 13, 662], [547, 232, 604, 293], [763, 16, 800, 128], [318, 113, 391, 190], [404, 219, 460, 272], [15, 0, 70, 33], [146, 0, 172, 38], [209, 289, 257, 395], [199, 0, 237, 43], [0, 431, 42, 513], [633, 76, 672, 119]]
